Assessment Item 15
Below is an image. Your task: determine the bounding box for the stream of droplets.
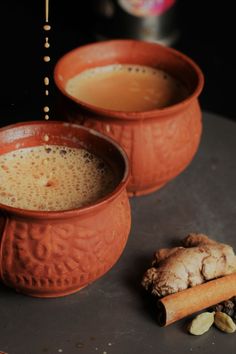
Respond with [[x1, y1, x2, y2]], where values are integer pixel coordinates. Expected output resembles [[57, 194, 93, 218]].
[[43, 0, 50, 120]]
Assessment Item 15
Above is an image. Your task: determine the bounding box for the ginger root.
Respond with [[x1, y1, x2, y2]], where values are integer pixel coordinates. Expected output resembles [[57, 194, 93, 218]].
[[142, 234, 236, 297]]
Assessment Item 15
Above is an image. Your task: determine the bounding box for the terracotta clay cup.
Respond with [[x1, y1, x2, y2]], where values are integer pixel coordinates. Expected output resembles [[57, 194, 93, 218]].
[[0, 121, 131, 297], [54, 40, 204, 196]]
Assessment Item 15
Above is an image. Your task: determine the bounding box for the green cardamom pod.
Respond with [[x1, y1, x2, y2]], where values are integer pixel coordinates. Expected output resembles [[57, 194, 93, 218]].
[[214, 311, 236, 333], [188, 312, 215, 335]]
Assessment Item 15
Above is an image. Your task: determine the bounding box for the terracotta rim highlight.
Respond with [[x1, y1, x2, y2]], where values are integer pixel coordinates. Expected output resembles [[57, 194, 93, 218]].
[[0, 121, 130, 218], [54, 39, 204, 120]]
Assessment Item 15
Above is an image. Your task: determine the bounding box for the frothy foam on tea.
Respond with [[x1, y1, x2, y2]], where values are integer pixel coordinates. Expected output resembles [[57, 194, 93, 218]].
[[0, 146, 116, 211], [66, 64, 189, 112]]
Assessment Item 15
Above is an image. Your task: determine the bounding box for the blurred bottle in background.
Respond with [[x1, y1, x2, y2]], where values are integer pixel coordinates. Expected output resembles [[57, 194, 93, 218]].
[[92, 0, 179, 46]]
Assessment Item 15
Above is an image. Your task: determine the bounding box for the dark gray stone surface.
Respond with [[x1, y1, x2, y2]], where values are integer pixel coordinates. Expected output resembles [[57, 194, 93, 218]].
[[0, 112, 236, 354]]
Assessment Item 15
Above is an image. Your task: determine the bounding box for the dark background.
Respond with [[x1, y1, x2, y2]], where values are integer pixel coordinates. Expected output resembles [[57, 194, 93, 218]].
[[0, 0, 235, 126]]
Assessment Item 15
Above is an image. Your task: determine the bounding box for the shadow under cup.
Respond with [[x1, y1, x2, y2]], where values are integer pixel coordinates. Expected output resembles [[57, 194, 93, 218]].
[[54, 39, 204, 196], [0, 121, 131, 298]]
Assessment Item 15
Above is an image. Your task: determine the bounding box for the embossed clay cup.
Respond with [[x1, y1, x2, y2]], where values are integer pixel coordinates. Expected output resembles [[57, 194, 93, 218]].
[[0, 121, 131, 298], [54, 39, 204, 196]]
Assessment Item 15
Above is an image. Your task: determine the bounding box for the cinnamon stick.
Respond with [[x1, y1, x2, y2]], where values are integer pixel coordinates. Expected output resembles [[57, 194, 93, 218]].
[[157, 273, 236, 326]]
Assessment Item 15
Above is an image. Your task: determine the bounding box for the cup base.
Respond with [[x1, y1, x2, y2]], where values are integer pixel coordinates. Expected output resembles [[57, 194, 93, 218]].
[[128, 181, 166, 197], [14, 284, 88, 298]]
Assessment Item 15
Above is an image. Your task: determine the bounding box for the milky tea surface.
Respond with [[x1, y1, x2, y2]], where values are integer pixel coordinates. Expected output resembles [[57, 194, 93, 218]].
[[66, 64, 189, 112], [0, 145, 116, 211]]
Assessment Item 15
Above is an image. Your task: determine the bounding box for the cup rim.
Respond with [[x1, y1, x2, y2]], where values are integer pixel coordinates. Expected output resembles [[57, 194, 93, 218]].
[[0, 121, 130, 219], [54, 39, 204, 120]]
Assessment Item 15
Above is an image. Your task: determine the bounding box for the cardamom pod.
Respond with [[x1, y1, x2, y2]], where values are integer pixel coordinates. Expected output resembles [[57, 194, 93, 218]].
[[188, 312, 215, 335], [214, 311, 236, 333]]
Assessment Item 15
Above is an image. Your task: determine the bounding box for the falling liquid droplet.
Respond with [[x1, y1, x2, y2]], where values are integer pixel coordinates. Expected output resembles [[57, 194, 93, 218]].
[[43, 24, 51, 31], [44, 56, 50, 62], [45, 0, 49, 22], [44, 77, 49, 86], [44, 37, 50, 48], [44, 134, 49, 142]]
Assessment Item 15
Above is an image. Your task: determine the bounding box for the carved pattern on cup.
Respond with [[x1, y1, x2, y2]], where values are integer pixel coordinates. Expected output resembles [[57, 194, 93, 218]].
[[73, 103, 201, 193], [1, 192, 130, 294]]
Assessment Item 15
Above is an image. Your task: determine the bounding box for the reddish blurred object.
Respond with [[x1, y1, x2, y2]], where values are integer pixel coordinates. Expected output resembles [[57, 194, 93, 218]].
[[93, 0, 179, 46]]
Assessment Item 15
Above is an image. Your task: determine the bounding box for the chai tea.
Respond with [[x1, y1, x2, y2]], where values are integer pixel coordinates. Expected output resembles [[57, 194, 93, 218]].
[[66, 64, 189, 112], [0, 145, 116, 211]]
